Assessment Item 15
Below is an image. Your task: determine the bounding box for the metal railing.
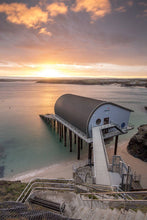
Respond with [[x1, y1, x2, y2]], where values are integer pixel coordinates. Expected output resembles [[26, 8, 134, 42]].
[[110, 155, 141, 190], [17, 178, 74, 203]]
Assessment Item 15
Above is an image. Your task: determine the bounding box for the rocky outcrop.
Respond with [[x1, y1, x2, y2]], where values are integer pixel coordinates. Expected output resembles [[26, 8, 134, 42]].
[[127, 124, 147, 162]]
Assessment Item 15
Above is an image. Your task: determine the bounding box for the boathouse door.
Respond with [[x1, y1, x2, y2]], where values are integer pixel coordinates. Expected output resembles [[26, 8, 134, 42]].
[[104, 117, 109, 125]]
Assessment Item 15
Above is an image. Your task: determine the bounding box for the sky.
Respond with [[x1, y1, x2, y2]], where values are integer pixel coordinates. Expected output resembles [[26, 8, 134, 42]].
[[0, 0, 147, 78]]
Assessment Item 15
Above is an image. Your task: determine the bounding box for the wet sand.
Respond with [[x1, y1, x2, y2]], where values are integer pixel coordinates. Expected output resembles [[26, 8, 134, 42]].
[[10, 141, 147, 188], [10, 154, 87, 183], [10, 161, 74, 182]]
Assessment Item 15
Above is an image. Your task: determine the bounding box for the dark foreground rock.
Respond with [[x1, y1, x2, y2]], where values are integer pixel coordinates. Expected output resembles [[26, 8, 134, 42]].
[[127, 124, 147, 162]]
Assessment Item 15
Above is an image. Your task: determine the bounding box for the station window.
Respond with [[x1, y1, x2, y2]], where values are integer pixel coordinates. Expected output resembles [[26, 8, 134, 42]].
[[96, 118, 101, 125], [121, 122, 126, 128]]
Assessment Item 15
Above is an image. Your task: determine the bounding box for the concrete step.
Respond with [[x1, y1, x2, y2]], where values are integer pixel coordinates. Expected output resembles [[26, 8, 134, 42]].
[[71, 206, 81, 218], [134, 210, 145, 220], [80, 208, 92, 219], [125, 209, 136, 220], [83, 200, 91, 208], [118, 209, 128, 220], [103, 208, 113, 220], [84, 209, 95, 220], [76, 195, 83, 206], [91, 200, 98, 209], [79, 206, 89, 219], [111, 208, 121, 220], [72, 196, 146, 220], [90, 208, 100, 220], [72, 206, 86, 219], [90, 207, 106, 220]]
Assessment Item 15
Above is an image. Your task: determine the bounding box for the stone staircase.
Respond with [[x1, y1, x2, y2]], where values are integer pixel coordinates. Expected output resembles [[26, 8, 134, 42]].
[[69, 195, 147, 220], [17, 178, 147, 220]]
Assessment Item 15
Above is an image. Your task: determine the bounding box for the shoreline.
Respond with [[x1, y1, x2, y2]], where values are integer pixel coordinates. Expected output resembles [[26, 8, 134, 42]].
[[7, 153, 88, 183], [4, 141, 147, 188], [9, 160, 74, 182]]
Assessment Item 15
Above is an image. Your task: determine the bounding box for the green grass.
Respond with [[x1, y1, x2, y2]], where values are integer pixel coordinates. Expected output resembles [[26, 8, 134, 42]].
[[0, 180, 27, 202], [87, 194, 98, 199]]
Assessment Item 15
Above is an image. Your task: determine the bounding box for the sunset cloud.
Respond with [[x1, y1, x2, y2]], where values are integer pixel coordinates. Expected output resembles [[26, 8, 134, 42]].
[[143, 9, 147, 16], [127, 1, 133, 7], [115, 6, 126, 13], [138, 2, 147, 7], [72, 0, 111, 20], [39, 27, 52, 36], [47, 2, 68, 17], [0, 0, 146, 78], [0, 3, 48, 28]]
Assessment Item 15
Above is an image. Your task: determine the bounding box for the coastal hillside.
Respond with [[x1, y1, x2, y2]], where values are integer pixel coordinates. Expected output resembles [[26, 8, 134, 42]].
[[0, 180, 26, 202]]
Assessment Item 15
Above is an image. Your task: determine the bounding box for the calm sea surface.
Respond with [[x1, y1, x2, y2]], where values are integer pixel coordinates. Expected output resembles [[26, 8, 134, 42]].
[[0, 82, 146, 178]]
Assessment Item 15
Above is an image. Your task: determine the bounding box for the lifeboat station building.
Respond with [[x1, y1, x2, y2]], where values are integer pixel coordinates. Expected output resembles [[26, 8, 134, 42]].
[[40, 94, 134, 188], [54, 94, 133, 138]]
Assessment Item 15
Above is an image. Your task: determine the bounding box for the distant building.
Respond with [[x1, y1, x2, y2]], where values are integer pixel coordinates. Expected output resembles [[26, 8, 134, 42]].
[[55, 94, 133, 138]]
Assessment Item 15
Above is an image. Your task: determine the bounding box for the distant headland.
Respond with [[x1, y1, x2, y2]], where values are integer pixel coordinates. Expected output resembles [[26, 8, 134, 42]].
[[36, 78, 147, 87], [0, 78, 147, 88]]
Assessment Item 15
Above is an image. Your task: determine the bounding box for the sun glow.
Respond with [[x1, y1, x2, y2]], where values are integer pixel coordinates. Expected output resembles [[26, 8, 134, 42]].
[[37, 68, 66, 78]]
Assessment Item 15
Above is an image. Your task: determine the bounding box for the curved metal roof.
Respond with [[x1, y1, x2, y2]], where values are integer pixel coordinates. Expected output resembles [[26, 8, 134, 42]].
[[54, 94, 132, 136]]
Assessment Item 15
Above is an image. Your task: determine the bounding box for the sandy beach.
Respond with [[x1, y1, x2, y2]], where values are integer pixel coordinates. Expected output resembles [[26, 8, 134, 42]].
[[10, 160, 74, 182], [10, 141, 147, 188], [10, 153, 88, 183]]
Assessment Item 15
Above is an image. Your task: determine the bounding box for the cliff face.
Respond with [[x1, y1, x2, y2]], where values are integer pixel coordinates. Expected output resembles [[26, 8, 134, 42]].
[[127, 124, 147, 162]]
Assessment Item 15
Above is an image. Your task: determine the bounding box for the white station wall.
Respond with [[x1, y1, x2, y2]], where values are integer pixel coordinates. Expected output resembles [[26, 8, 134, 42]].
[[88, 104, 131, 137]]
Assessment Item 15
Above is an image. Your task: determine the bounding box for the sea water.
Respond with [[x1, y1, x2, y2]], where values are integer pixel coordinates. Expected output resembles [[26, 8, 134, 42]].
[[0, 82, 146, 178]]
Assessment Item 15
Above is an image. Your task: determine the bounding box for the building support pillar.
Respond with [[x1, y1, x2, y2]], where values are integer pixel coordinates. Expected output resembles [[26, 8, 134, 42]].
[[69, 130, 72, 152], [88, 143, 92, 166], [80, 139, 83, 150], [64, 126, 67, 147], [61, 124, 64, 139], [53, 120, 55, 130], [49, 119, 51, 128], [114, 135, 118, 155], [77, 137, 80, 160], [59, 123, 62, 142], [51, 119, 53, 129], [74, 134, 76, 144], [57, 121, 59, 134]]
